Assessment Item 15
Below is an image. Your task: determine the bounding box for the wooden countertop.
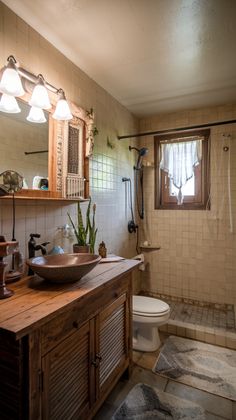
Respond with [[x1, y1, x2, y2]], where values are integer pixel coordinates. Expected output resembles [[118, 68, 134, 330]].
[[0, 259, 139, 339]]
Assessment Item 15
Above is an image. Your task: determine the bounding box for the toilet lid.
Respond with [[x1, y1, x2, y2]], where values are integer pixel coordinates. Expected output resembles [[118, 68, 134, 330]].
[[133, 295, 170, 316]]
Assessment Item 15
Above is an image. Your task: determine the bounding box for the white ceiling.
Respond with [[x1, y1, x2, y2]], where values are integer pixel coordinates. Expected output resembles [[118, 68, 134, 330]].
[[3, 0, 236, 117]]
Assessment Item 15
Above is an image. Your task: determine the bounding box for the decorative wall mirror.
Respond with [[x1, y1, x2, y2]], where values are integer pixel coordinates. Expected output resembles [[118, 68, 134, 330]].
[[0, 55, 95, 201]]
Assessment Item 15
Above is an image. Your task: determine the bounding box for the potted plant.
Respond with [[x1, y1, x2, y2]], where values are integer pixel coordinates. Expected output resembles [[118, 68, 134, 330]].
[[68, 197, 98, 253]]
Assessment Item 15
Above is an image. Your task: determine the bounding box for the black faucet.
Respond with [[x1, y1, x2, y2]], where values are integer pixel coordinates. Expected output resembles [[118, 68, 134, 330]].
[[28, 233, 50, 275]]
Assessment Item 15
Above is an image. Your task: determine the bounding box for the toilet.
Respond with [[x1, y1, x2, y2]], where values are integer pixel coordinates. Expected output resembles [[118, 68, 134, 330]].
[[132, 295, 170, 352]]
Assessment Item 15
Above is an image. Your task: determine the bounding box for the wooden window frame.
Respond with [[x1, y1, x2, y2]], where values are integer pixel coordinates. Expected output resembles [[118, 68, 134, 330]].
[[155, 129, 210, 210]]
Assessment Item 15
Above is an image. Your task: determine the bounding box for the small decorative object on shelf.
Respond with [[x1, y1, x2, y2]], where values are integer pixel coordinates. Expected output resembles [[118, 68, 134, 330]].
[[68, 197, 98, 253], [98, 241, 107, 258]]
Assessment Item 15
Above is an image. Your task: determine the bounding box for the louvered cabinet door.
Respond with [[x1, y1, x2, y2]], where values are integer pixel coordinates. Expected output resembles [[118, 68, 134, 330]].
[[97, 293, 129, 397], [41, 320, 95, 420]]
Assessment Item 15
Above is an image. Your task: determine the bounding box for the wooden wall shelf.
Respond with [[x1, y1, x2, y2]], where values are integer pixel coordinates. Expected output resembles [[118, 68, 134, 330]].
[[0, 193, 89, 202]]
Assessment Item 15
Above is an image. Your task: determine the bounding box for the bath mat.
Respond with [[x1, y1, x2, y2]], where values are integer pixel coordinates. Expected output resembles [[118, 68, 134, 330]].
[[112, 383, 205, 419], [153, 335, 236, 401]]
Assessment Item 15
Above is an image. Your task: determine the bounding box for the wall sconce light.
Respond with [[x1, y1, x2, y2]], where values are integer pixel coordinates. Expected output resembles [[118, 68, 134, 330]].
[[0, 55, 72, 123], [29, 74, 51, 110], [27, 106, 47, 123], [0, 93, 21, 113], [0, 56, 25, 97], [53, 89, 72, 121]]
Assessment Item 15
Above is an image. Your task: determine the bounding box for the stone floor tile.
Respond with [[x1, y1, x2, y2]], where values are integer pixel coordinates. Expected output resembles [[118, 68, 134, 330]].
[[93, 402, 116, 420], [133, 350, 143, 364], [205, 413, 229, 420], [233, 402, 236, 420], [135, 351, 160, 370], [130, 365, 168, 390], [105, 379, 134, 408], [166, 381, 233, 419]]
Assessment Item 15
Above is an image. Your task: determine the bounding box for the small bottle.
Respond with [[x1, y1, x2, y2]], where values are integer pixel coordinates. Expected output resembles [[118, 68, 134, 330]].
[[98, 241, 107, 258]]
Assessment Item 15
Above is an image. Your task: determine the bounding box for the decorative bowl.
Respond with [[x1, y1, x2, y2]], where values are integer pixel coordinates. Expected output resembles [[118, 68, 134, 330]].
[[26, 253, 101, 283]]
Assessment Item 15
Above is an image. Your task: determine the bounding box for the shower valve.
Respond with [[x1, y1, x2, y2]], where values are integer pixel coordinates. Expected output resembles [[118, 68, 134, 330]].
[[128, 220, 138, 233]]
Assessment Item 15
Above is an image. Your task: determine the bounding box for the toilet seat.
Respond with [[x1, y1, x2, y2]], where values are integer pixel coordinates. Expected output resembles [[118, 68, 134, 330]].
[[133, 295, 170, 317]]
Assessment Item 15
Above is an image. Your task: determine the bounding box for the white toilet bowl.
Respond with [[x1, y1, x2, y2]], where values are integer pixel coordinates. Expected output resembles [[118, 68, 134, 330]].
[[132, 295, 170, 352]]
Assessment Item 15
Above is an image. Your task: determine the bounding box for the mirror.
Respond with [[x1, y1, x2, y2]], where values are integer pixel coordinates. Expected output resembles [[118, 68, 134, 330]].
[[0, 99, 49, 190]]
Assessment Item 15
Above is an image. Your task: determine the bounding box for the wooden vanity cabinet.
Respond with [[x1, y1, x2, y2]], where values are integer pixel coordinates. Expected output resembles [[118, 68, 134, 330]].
[[0, 261, 138, 420], [41, 290, 130, 420]]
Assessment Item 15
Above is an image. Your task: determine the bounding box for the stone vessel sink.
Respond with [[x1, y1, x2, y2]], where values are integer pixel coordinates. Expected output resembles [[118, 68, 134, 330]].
[[26, 253, 101, 283]]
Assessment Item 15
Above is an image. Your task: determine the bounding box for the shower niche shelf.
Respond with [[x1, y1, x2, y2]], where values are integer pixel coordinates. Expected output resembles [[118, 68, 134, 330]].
[[139, 244, 161, 250]]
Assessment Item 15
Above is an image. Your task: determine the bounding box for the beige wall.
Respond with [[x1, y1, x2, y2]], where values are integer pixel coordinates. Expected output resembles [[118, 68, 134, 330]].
[[0, 3, 139, 275], [139, 104, 236, 305]]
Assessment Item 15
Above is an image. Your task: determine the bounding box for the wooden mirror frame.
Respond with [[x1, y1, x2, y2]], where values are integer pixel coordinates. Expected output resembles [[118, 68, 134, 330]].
[[2, 92, 94, 201]]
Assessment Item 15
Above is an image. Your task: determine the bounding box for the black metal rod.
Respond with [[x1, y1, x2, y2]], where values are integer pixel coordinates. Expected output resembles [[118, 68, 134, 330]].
[[117, 119, 236, 140], [24, 150, 48, 155]]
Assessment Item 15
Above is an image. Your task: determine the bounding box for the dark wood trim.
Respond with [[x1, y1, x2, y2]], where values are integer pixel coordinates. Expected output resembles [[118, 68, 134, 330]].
[[155, 129, 210, 210], [156, 129, 210, 143]]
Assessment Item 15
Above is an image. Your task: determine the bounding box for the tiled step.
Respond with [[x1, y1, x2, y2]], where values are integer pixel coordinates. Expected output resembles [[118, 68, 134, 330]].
[[160, 320, 236, 350]]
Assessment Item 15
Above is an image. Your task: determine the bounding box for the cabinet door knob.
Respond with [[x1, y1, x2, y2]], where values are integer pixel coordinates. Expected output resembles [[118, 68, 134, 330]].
[[91, 360, 99, 368], [96, 353, 102, 361]]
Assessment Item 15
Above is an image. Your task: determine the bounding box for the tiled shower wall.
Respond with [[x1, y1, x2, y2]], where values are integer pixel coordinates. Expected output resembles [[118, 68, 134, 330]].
[[139, 105, 236, 305], [0, 4, 139, 270]]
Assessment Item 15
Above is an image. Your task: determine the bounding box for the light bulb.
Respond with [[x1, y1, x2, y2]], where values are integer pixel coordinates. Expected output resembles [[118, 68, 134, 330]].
[[27, 106, 47, 123], [0, 64, 25, 97], [0, 93, 21, 113], [52, 89, 72, 120], [29, 75, 51, 109]]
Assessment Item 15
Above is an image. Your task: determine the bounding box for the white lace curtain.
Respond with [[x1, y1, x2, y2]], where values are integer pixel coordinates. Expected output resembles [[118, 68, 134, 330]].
[[160, 139, 202, 204]]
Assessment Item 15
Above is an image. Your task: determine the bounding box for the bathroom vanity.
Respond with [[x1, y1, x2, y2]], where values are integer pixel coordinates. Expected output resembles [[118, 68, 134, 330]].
[[0, 259, 139, 420]]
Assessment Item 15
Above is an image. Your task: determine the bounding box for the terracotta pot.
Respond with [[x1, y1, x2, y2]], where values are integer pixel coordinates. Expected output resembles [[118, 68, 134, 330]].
[[73, 244, 90, 253]]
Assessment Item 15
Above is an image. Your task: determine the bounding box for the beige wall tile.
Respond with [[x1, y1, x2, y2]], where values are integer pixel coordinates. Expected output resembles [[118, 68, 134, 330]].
[[139, 107, 236, 305]]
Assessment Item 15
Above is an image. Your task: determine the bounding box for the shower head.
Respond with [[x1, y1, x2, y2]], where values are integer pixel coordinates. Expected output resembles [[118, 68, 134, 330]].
[[139, 147, 148, 157], [129, 146, 148, 170], [129, 146, 148, 155]]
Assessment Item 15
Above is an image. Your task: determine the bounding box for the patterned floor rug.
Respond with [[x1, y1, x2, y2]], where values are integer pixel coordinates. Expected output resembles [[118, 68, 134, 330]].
[[112, 383, 205, 419], [153, 335, 236, 401]]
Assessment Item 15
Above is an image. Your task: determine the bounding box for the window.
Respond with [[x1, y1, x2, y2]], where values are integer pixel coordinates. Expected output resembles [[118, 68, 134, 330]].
[[155, 129, 210, 209]]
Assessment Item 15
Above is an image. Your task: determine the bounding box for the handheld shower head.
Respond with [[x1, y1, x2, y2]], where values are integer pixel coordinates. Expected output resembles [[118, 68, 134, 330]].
[[136, 148, 148, 170]]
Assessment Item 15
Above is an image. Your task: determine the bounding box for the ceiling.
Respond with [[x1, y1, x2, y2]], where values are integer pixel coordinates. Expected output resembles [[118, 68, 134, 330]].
[[3, 0, 236, 117]]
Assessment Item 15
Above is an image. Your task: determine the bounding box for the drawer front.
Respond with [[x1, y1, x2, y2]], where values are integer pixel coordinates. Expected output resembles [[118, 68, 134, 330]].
[[41, 274, 130, 356]]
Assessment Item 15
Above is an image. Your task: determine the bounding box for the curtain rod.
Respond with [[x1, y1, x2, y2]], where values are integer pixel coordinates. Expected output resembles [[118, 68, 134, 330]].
[[117, 119, 236, 140]]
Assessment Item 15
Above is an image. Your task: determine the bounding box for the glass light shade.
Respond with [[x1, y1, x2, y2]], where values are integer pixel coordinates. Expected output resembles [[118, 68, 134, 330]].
[[0, 94, 21, 113], [27, 106, 47, 123], [52, 98, 73, 120], [0, 67, 25, 97], [29, 84, 51, 109]]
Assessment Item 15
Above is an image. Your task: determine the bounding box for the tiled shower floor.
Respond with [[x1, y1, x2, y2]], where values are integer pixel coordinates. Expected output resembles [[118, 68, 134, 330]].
[[158, 299, 236, 349], [166, 300, 236, 331]]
